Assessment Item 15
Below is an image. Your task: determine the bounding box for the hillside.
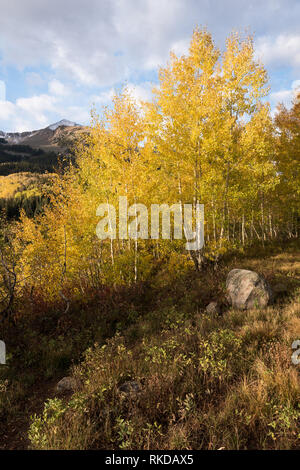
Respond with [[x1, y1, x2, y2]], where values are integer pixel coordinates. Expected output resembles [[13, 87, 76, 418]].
[[0, 172, 57, 218], [0, 120, 83, 151], [0, 172, 56, 199], [0, 142, 58, 176], [0, 121, 84, 217], [0, 243, 299, 449], [0, 121, 87, 177]]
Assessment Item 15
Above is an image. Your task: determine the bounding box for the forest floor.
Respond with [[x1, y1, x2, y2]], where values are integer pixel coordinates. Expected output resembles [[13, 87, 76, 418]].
[[0, 240, 299, 450]]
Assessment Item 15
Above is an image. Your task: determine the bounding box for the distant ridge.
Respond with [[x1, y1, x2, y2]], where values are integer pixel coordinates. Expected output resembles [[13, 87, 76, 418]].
[[0, 120, 84, 150], [47, 119, 81, 131]]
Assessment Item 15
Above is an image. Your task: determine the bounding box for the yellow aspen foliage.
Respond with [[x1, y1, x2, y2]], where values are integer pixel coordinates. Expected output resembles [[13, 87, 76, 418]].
[[10, 28, 299, 301]]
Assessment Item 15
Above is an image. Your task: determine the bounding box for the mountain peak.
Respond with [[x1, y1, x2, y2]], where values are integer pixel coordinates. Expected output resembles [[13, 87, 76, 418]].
[[47, 119, 81, 131]]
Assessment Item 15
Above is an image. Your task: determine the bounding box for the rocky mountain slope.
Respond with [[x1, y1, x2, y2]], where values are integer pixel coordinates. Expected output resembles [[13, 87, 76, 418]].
[[0, 120, 83, 151]]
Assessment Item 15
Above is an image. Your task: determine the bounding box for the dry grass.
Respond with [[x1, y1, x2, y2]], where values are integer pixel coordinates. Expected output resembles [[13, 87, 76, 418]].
[[27, 246, 300, 450]]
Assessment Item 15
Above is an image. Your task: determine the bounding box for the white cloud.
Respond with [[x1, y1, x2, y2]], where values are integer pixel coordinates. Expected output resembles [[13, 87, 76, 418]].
[[126, 82, 153, 104], [1, 0, 300, 130], [171, 38, 190, 57], [0, 0, 225, 88], [256, 34, 300, 68], [270, 79, 300, 109], [292, 80, 300, 92], [0, 94, 57, 131], [270, 89, 293, 107], [90, 83, 153, 111], [0, 90, 90, 132], [17, 94, 57, 125], [0, 0, 300, 90], [50, 41, 101, 86], [90, 88, 115, 105], [0, 100, 16, 121], [60, 105, 91, 125], [48, 79, 68, 96]]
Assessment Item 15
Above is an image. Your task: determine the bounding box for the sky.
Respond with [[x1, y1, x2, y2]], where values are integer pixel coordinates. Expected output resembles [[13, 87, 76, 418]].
[[0, 0, 300, 132]]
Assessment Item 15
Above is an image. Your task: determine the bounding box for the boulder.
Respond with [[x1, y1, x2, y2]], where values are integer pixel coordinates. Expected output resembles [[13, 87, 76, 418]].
[[56, 376, 76, 393], [226, 269, 273, 310], [205, 301, 221, 315]]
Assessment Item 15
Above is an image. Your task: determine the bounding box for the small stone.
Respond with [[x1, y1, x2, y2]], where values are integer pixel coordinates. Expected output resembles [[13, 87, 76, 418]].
[[205, 301, 221, 315], [56, 376, 76, 393], [118, 381, 141, 395]]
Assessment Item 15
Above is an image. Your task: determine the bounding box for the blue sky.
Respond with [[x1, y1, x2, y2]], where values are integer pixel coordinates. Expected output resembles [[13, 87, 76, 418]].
[[0, 0, 300, 132]]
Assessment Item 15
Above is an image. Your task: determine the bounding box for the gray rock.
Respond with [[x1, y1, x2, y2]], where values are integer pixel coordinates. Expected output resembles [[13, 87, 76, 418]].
[[56, 376, 76, 393], [118, 381, 141, 395], [205, 301, 221, 315], [226, 269, 273, 310]]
